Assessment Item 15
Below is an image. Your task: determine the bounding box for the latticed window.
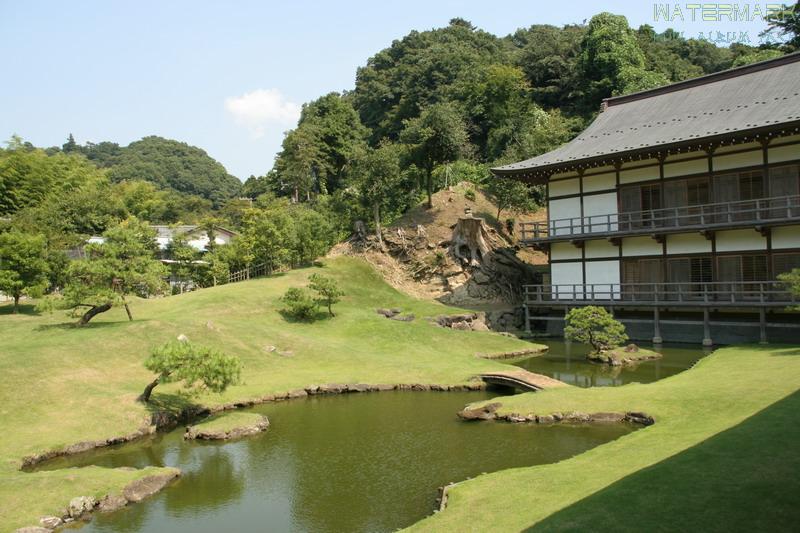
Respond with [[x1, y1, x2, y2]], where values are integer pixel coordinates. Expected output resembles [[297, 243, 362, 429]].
[[774, 252, 800, 276]]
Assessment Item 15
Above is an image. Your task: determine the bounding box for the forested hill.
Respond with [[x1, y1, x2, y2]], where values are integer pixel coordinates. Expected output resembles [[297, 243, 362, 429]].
[[248, 13, 790, 208], [2, 11, 796, 247], [67, 135, 242, 206]]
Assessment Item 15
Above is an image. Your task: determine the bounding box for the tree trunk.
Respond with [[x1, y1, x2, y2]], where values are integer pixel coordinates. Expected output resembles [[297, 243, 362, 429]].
[[78, 303, 113, 326], [374, 203, 382, 244], [120, 295, 133, 321], [450, 216, 493, 266], [328, 302, 334, 317], [13, 295, 19, 314], [426, 169, 433, 208], [138, 377, 160, 403]]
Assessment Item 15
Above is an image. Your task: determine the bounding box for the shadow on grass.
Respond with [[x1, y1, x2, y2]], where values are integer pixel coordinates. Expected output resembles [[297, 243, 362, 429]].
[[33, 319, 142, 332], [144, 391, 196, 417], [0, 303, 40, 316], [278, 309, 332, 324], [527, 390, 800, 532]]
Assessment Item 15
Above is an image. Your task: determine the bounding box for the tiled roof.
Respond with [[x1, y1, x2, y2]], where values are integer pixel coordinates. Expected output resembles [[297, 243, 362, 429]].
[[492, 52, 800, 177]]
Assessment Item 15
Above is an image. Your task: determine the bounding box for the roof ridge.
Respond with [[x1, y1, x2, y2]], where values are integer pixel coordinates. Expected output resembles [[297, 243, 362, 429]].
[[604, 51, 800, 108]]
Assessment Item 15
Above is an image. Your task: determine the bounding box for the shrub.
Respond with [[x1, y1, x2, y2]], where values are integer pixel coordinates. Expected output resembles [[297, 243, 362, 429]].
[[564, 306, 628, 353], [280, 287, 319, 321], [505, 217, 515, 235], [464, 188, 476, 201]]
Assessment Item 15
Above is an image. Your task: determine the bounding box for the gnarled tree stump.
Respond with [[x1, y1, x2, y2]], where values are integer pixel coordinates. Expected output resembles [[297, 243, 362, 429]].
[[450, 215, 492, 266]]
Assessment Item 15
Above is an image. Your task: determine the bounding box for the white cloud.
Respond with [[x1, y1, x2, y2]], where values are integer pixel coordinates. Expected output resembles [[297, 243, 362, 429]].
[[224, 88, 301, 139]]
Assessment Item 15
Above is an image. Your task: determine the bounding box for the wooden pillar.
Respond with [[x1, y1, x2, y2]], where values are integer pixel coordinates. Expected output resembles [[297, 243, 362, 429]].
[[759, 308, 768, 345], [702, 308, 713, 347], [524, 305, 531, 335], [652, 307, 663, 345]]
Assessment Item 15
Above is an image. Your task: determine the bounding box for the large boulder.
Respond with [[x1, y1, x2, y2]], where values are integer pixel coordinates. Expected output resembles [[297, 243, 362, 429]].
[[458, 402, 501, 421], [39, 516, 62, 529]]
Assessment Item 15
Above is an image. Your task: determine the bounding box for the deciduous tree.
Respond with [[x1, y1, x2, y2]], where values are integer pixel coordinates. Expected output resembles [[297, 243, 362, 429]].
[[485, 178, 537, 221], [350, 142, 402, 242], [401, 103, 471, 208], [0, 231, 49, 313]]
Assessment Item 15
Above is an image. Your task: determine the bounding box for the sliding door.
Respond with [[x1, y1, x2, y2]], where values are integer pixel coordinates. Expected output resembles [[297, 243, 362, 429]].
[[622, 258, 662, 301], [768, 164, 800, 218]]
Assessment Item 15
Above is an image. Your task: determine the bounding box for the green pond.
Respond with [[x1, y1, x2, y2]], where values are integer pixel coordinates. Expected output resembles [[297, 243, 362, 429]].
[[54, 391, 634, 533], [512, 340, 706, 388]]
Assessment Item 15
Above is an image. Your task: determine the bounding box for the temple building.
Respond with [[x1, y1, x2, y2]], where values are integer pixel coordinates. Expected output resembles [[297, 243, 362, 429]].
[[492, 53, 800, 345]]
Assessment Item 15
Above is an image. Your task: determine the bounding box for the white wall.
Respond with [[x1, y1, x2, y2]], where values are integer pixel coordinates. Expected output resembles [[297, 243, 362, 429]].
[[551, 262, 583, 299], [622, 236, 662, 257], [667, 233, 712, 255], [769, 143, 799, 164], [551, 242, 581, 261], [549, 178, 580, 197], [585, 239, 618, 259], [772, 225, 800, 249], [716, 229, 767, 252], [549, 197, 581, 236], [585, 260, 620, 300], [664, 157, 707, 178], [620, 165, 659, 184], [583, 171, 615, 193], [713, 150, 762, 171], [583, 193, 618, 232]]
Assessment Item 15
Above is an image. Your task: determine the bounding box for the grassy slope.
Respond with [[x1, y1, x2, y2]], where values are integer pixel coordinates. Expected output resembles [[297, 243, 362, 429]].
[[408, 344, 800, 532], [0, 257, 536, 530]]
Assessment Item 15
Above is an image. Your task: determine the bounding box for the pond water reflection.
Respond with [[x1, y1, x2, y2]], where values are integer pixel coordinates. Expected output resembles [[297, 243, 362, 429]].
[[513, 340, 706, 388], [56, 391, 635, 533]]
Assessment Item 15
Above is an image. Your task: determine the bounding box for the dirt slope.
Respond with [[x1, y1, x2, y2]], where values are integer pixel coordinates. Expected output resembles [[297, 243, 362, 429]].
[[330, 182, 547, 307]]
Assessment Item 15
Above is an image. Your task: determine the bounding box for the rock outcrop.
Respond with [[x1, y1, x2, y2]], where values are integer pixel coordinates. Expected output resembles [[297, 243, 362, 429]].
[[123, 471, 180, 503], [458, 404, 656, 426], [587, 345, 663, 366], [67, 496, 97, 519], [185, 415, 270, 441], [434, 312, 490, 331]]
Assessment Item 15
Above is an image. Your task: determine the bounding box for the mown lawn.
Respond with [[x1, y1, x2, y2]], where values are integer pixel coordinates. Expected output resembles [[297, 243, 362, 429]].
[[0, 257, 536, 530], [408, 344, 800, 532]]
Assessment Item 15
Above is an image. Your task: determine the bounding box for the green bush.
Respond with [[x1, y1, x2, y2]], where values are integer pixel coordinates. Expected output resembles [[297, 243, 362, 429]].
[[280, 287, 319, 321], [464, 188, 476, 201]]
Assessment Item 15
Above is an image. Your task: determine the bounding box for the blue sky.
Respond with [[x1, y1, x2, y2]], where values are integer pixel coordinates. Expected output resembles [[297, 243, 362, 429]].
[[0, 1, 780, 180]]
